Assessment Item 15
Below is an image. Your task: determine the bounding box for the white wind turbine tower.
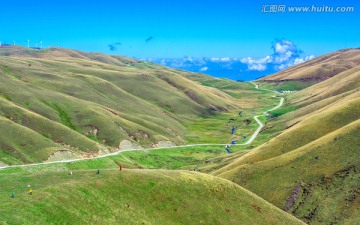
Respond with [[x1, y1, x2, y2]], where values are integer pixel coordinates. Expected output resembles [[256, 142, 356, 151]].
[[27, 39, 30, 48], [13, 40, 16, 45], [40, 41, 43, 49]]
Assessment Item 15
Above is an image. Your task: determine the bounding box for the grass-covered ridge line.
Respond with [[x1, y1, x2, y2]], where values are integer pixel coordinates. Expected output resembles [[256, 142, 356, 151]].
[[215, 58, 360, 224], [0, 169, 304, 225], [2, 46, 276, 164], [1, 46, 358, 224]]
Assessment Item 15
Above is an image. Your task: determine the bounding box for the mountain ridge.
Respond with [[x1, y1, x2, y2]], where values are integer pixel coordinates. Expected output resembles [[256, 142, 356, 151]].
[[0, 46, 259, 165]]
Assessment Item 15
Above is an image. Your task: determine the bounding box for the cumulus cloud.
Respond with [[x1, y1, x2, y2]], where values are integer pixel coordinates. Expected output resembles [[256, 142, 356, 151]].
[[273, 39, 298, 55], [240, 56, 272, 64], [108, 42, 122, 51], [210, 57, 232, 62], [240, 39, 314, 71], [139, 40, 315, 80], [293, 55, 315, 65], [240, 56, 272, 71], [248, 63, 267, 71]]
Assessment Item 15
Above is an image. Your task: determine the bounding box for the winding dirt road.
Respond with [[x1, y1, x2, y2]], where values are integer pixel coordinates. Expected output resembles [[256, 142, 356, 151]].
[[246, 97, 284, 144]]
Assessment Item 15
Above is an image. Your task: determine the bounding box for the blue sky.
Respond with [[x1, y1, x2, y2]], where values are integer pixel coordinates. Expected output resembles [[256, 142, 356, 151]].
[[1, 0, 359, 80]]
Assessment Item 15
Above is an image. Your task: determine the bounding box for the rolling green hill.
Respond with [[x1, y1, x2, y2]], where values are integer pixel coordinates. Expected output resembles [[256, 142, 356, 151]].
[[2, 45, 358, 224], [0, 46, 267, 165], [0, 169, 304, 225], [215, 55, 360, 224]]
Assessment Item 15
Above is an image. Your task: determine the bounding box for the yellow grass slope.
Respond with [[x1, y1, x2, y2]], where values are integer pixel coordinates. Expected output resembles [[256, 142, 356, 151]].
[[215, 53, 360, 224], [289, 65, 360, 108], [0, 46, 243, 164], [214, 94, 360, 174], [259, 48, 360, 81], [217, 118, 360, 224]]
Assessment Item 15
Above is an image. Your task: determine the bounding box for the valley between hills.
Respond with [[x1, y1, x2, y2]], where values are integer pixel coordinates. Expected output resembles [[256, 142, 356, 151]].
[[0, 46, 359, 224]]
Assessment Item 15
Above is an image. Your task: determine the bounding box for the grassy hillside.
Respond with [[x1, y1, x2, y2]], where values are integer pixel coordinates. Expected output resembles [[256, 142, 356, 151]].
[[215, 95, 360, 170], [1, 45, 358, 224], [214, 53, 360, 224], [217, 119, 360, 224], [0, 169, 304, 225], [259, 48, 360, 81], [0, 46, 274, 165]]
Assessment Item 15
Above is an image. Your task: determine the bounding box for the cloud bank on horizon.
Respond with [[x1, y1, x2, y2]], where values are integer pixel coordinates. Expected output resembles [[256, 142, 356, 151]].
[[143, 39, 315, 81]]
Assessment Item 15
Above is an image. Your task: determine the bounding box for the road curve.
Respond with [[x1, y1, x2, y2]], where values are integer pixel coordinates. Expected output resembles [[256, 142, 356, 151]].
[[246, 97, 284, 145], [250, 81, 283, 94], [0, 81, 284, 170]]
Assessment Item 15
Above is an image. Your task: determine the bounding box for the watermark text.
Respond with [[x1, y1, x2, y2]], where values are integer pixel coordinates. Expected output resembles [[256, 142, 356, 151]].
[[261, 5, 355, 13]]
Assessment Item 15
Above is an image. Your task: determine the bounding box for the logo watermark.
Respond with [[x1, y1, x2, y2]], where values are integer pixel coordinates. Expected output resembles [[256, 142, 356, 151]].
[[261, 5, 355, 13]]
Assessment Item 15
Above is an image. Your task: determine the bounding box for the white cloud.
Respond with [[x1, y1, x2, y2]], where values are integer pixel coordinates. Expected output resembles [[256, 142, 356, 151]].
[[276, 64, 288, 70], [240, 39, 315, 71], [140, 40, 315, 75], [220, 57, 231, 62], [289, 54, 316, 66], [210, 57, 231, 62], [240, 55, 272, 71], [305, 55, 315, 61], [248, 63, 267, 71], [293, 58, 305, 65], [273, 39, 297, 55], [274, 43, 288, 54], [160, 59, 168, 65], [240, 56, 272, 64], [184, 57, 194, 62]]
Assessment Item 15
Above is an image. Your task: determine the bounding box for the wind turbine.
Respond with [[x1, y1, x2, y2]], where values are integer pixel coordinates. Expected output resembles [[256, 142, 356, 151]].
[[13, 40, 16, 45], [27, 39, 30, 48], [40, 41, 43, 49]]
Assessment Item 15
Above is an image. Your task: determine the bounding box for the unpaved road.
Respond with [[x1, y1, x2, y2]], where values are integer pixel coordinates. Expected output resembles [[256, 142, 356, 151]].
[[246, 97, 284, 144], [0, 82, 284, 170]]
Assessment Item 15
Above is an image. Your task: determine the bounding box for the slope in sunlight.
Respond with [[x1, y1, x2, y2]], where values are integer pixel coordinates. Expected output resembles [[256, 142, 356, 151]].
[[215, 50, 360, 224], [257, 48, 360, 91], [0, 46, 245, 165], [0, 169, 304, 225]]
